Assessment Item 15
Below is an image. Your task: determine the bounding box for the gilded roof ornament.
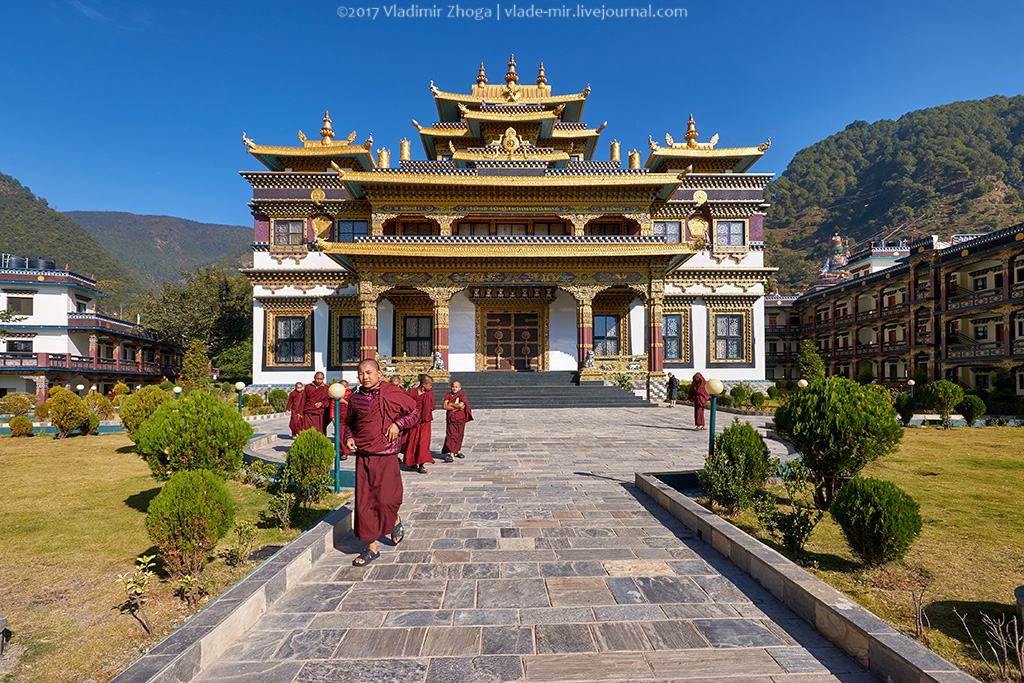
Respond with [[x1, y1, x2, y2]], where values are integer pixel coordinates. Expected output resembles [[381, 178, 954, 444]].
[[758, 138, 772, 152], [505, 54, 519, 84], [501, 127, 522, 153], [346, 130, 357, 144], [684, 113, 698, 145], [363, 133, 373, 148], [430, 80, 440, 96], [649, 135, 659, 151], [537, 62, 546, 86], [321, 111, 335, 142], [477, 62, 487, 85], [583, 83, 591, 97], [298, 131, 308, 143], [242, 132, 256, 149]]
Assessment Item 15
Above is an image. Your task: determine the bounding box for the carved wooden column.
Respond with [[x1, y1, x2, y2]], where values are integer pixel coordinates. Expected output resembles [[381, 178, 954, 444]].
[[358, 278, 389, 360], [558, 214, 598, 237], [563, 284, 609, 374], [370, 212, 398, 236], [646, 284, 665, 376], [625, 213, 654, 237], [415, 285, 466, 380], [430, 214, 459, 237]]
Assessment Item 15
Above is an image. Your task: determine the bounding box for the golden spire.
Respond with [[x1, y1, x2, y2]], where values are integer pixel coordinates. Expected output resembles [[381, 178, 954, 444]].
[[684, 113, 698, 147], [477, 62, 487, 85], [537, 61, 546, 86], [505, 54, 518, 85], [321, 111, 335, 141]]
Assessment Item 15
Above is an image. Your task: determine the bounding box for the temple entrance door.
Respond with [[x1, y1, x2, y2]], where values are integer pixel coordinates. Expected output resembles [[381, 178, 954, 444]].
[[483, 310, 540, 371]]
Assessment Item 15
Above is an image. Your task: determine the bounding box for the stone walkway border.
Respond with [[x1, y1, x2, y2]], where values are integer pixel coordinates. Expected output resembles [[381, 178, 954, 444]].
[[109, 507, 353, 683], [635, 471, 978, 683]]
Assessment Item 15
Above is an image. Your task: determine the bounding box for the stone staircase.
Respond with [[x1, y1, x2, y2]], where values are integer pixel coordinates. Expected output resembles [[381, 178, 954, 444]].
[[428, 371, 655, 410]]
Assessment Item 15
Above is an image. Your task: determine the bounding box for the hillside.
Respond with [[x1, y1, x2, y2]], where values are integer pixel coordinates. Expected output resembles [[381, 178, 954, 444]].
[[64, 211, 252, 285], [766, 94, 1024, 292], [0, 173, 144, 308]]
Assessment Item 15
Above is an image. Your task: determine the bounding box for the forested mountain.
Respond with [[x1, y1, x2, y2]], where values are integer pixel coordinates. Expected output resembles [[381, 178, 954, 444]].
[[64, 211, 252, 285], [766, 95, 1024, 292], [0, 172, 144, 308]]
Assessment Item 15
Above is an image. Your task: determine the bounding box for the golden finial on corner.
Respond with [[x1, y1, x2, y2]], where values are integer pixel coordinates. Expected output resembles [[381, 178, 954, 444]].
[[583, 83, 591, 97], [505, 54, 518, 85], [321, 111, 335, 141], [648, 135, 659, 151], [537, 62, 546, 86], [242, 132, 256, 149], [363, 133, 373, 148], [477, 62, 487, 86], [430, 80, 440, 96], [758, 137, 772, 152], [597, 121, 607, 133], [684, 113, 699, 147]]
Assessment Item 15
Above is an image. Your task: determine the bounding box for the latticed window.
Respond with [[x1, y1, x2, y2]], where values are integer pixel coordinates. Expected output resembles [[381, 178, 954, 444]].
[[663, 314, 683, 360], [273, 220, 305, 246], [275, 316, 305, 364], [338, 316, 360, 363], [496, 223, 527, 235], [457, 222, 490, 235], [653, 221, 681, 244], [404, 316, 432, 357], [593, 315, 620, 356], [590, 223, 621, 236], [532, 222, 566, 236], [715, 221, 744, 247], [715, 314, 744, 360], [336, 220, 368, 243], [7, 340, 31, 353], [402, 222, 433, 235]]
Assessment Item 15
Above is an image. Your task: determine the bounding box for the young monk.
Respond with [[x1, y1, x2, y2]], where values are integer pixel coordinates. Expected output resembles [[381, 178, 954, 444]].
[[441, 380, 472, 463], [403, 375, 435, 474], [285, 381, 304, 437], [688, 372, 710, 430], [344, 359, 420, 567], [301, 372, 331, 434]]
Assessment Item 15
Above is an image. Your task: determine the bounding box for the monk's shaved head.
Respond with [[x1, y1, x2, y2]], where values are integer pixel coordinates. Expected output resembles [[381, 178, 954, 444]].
[[358, 358, 381, 372]]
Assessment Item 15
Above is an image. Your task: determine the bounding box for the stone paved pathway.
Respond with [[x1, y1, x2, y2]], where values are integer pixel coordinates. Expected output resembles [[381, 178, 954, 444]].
[[197, 406, 876, 682]]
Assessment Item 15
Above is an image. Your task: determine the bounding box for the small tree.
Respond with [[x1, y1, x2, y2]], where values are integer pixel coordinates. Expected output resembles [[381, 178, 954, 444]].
[[179, 339, 210, 392], [894, 392, 916, 426], [750, 392, 766, 410], [0, 392, 35, 418], [267, 388, 288, 412], [753, 460, 824, 553], [119, 385, 172, 440], [729, 383, 751, 408], [957, 395, 986, 427], [135, 390, 252, 479], [774, 377, 903, 510], [795, 339, 826, 384], [48, 387, 90, 439], [831, 477, 922, 565], [85, 392, 116, 420], [922, 380, 964, 430], [698, 418, 773, 515], [286, 428, 335, 506]]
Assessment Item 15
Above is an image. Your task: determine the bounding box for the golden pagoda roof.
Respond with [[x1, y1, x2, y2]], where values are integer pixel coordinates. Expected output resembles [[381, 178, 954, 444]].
[[644, 114, 770, 174], [242, 111, 376, 171]]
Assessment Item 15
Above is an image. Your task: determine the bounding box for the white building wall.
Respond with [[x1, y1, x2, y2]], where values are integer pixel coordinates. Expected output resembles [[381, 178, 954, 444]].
[[312, 301, 329, 376], [377, 300, 395, 358], [549, 290, 577, 371], [628, 298, 645, 356], [448, 291, 476, 371]]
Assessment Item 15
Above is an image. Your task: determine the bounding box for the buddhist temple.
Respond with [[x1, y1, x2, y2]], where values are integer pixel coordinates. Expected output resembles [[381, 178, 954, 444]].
[[241, 56, 776, 394]]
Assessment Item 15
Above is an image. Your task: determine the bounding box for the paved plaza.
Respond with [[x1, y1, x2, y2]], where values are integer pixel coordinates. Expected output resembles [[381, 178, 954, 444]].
[[195, 405, 877, 682]]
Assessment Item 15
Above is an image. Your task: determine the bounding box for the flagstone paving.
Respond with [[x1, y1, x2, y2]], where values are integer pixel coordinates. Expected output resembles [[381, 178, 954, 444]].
[[195, 406, 877, 682]]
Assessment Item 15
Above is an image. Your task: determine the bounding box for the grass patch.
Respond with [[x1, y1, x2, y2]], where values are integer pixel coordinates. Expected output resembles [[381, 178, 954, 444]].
[[708, 426, 1024, 679], [0, 433, 350, 683]]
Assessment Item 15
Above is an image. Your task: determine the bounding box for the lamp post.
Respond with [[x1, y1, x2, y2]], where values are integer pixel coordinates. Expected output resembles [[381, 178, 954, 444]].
[[706, 379, 724, 457], [173, 386, 182, 400], [908, 379, 915, 398], [234, 381, 246, 412], [797, 379, 808, 389], [76, 384, 84, 397], [328, 383, 346, 493]]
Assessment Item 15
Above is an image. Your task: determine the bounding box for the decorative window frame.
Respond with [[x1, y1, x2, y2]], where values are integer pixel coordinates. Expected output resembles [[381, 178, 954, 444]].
[[386, 294, 433, 357], [270, 218, 308, 264], [663, 296, 694, 367], [326, 296, 360, 369], [260, 297, 316, 370], [711, 219, 748, 257], [592, 293, 633, 357], [705, 296, 755, 368]]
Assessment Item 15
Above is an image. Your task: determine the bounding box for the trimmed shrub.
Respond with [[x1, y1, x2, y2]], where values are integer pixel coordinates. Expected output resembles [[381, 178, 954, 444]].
[[750, 392, 766, 409], [145, 469, 235, 577], [8, 415, 34, 437], [830, 477, 922, 565], [158, 380, 174, 391], [783, 379, 797, 392], [894, 392, 916, 426], [922, 380, 964, 430], [120, 385, 173, 440], [85, 413, 101, 435], [267, 389, 288, 412], [698, 418, 773, 515], [766, 386, 779, 400], [0, 392, 35, 418], [135, 390, 253, 479], [286, 428, 334, 506], [221, 382, 234, 393], [34, 399, 49, 420], [729, 383, 750, 408], [243, 393, 264, 408], [716, 394, 733, 407], [957, 395, 986, 427], [180, 339, 211, 392], [85, 392, 116, 420], [113, 382, 131, 396], [856, 368, 875, 385], [48, 387, 90, 439], [774, 377, 903, 510]]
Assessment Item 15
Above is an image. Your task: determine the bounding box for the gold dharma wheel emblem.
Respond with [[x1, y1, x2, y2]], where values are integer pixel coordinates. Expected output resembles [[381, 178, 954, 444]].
[[693, 190, 708, 205], [502, 127, 521, 153], [310, 188, 326, 203]]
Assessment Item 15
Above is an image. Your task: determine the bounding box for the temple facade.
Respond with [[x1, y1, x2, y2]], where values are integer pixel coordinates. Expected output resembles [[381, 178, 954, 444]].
[[242, 57, 775, 392]]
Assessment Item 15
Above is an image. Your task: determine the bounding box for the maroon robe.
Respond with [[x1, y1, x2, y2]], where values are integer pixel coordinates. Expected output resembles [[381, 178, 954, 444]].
[[442, 391, 473, 455], [301, 382, 331, 434], [344, 383, 420, 542], [403, 386, 435, 467], [689, 373, 711, 428], [286, 389, 305, 437]]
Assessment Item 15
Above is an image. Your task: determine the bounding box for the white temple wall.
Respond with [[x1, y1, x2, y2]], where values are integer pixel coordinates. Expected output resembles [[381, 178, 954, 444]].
[[448, 291, 476, 371], [377, 300, 395, 358], [549, 290, 577, 370], [628, 298, 645, 355]]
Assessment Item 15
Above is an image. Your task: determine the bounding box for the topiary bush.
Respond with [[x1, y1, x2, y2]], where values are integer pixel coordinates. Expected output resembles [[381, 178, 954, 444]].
[[286, 428, 334, 506], [267, 389, 288, 412], [85, 412, 101, 435], [766, 386, 779, 400], [113, 381, 131, 396], [85, 392, 116, 420], [120, 385, 173, 440], [716, 394, 733, 408], [729, 383, 750, 408], [8, 415, 34, 437], [922, 380, 964, 430], [48, 387, 90, 439], [698, 418, 773, 515], [956, 394, 986, 427], [145, 469, 235, 578], [135, 390, 253, 479], [179, 339, 211, 392], [774, 377, 903, 510], [795, 339, 826, 384], [830, 477, 922, 565], [243, 393, 264, 408], [750, 392, 766, 410], [0, 392, 35, 418], [894, 392, 916, 426], [34, 399, 49, 420]]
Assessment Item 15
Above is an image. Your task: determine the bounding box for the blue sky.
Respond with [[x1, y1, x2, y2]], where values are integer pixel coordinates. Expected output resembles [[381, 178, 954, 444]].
[[1, 0, 1022, 227]]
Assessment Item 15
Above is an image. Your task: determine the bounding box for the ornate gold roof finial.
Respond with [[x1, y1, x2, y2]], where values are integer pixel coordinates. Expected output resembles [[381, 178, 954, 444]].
[[321, 111, 335, 142], [628, 149, 640, 169], [684, 113, 699, 148], [610, 140, 620, 163], [477, 62, 487, 85], [537, 62, 547, 86], [505, 54, 518, 85], [400, 138, 411, 161]]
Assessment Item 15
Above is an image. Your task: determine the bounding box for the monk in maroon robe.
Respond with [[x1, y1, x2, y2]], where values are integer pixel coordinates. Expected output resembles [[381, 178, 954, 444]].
[[301, 372, 331, 434], [688, 372, 711, 430], [403, 375, 435, 473], [442, 380, 473, 462], [344, 359, 420, 566], [285, 381, 304, 437]]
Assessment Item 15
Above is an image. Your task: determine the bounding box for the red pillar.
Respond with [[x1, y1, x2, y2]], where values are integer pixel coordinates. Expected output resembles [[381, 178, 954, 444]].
[[360, 299, 378, 360], [646, 295, 664, 373]]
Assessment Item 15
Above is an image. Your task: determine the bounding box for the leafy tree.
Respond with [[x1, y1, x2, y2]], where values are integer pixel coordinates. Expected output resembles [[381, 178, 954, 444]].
[[795, 339, 826, 384], [774, 377, 903, 510], [921, 380, 964, 430], [213, 339, 252, 384], [1, 308, 26, 341], [179, 339, 210, 392]]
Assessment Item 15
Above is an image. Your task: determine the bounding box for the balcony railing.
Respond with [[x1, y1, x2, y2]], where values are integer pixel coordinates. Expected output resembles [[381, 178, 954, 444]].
[[881, 340, 909, 353], [834, 313, 855, 325], [946, 341, 1004, 360], [833, 347, 857, 358], [946, 288, 1003, 311], [765, 352, 790, 362], [593, 354, 649, 379], [856, 310, 879, 322], [67, 312, 161, 340], [378, 355, 434, 378], [0, 352, 178, 376], [765, 325, 789, 334], [880, 303, 909, 317]]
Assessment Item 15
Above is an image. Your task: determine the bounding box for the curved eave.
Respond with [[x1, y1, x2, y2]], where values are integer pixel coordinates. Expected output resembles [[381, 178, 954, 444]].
[[246, 145, 376, 172], [643, 147, 766, 173], [433, 91, 588, 123]]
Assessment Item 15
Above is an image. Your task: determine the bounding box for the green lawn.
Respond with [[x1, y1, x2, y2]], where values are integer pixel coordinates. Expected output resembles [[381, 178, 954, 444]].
[[0, 433, 350, 683], [722, 426, 1024, 679]]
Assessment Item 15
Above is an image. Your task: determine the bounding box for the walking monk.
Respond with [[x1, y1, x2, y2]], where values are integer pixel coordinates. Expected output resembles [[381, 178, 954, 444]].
[[285, 381, 304, 437], [344, 359, 420, 566], [441, 380, 472, 463], [301, 372, 331, 434], [688, 372, 710, 430], [403, 375, 435, 473]]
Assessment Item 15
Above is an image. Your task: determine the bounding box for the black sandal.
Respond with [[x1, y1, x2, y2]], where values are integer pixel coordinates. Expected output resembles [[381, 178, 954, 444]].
[[391, 520, 405, 545], [352, 546, 380, 567]]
